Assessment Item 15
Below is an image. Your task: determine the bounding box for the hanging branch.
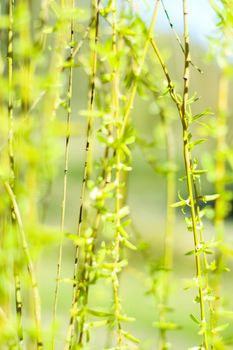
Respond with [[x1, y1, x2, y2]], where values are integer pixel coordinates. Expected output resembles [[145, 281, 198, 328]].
[[110, 0, 124, 346], [120, 0, 160, 137], [134, 84, 177, 348], [181, 2, 208, 346], [63, 17, 94, 68], [8, 0, 14, 181], [4, 182, 43, 350], [7, 1, 23, 347], [51, 1, 75, 348], [37, 0, 70, 224], [160, 0, 203, 74], [65, 1, 100, 348], [212, 73, 229, 340], [70, 2, 119, 342], [150, 1, 212, 347], [158, 110, 176, 350], [30, 16, 92, 113], [207, 8, 233, 339]]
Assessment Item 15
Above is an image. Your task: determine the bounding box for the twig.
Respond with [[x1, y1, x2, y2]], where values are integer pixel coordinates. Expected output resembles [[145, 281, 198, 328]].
[[160, 0, 203, 74], [150, 1, 209, 347], [65, 1, 101, 348], [7, 1, 23, 347], [4, 182, 43, 350], [120, 0, 160, 137], [51, 0, 75, 348]]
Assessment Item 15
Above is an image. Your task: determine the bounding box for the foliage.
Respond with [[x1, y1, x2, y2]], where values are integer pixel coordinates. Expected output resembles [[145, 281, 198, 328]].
[[0, 0, 233, 349]]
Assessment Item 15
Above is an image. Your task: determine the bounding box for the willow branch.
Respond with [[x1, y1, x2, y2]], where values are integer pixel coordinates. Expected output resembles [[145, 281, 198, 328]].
[[161, 0, 203, 74], [7, 1, 24, 347], [65, 1, 100, 348], [51, 1, 75, 348], [120, 0, 160, 138], [4, 182, 43, 350], [181, 2, 208, 347], [150, 1, 209, 347]]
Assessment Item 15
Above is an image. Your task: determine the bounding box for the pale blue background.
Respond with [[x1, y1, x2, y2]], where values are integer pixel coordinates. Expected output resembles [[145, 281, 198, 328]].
[[136, 0, 217, 45]]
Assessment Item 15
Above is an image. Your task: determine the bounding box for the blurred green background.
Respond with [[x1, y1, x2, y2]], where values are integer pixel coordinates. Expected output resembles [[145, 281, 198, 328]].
[[2, 0, 233, 349]]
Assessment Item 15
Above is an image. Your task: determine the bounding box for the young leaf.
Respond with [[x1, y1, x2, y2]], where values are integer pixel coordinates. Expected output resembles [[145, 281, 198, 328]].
[[170, 199, 187, 208], [153, 321, 182, 330], [201, 194, 220, 202], [190, 314, 200, 325], [87, 309, 112, 318], [122, 330, 140, 344]]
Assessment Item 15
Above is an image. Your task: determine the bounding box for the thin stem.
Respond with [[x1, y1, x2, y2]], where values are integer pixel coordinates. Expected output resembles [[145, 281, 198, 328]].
[[120, 0, 160, 137], [181, 2, 208, 347], [111, 0, 123, 346], [213, 73, 228, 329], [8, 0, 14, 180], [63, 17, 94, 68], [51, 1, 75, 348], [159, 111, 176, 350], [76, 137, 113, 346], [65, 1, 100, 348], [150, 1, 209, 347], [65, 2, 160, 346], [30, 16, 91, 113], [7, 1, 23, 348], [14, 268, 23, 349], [150, 38, 183, 123], [160, 0, 203, 74], [4, 182, 43, 350]]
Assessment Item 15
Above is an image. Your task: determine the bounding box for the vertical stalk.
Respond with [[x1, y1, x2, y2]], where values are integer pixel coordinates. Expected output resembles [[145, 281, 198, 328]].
[[213, 74, 228, 327], [51, 1, 75, 349], [120, 0, 160, 137], [181, 1, 208, 348], [76, 144, 113, 345], [7, 1, 23, 348], [111, 0, 123, 346], [158, 112, 176, 350], [65, 1, 100, 348], [14, 270, 23, 349], [8, 0, 14, 181], [68, 1, 160, 345], [150, 1, 209, 347], [4, 182, 43, 350], [108, 1, 161, 345]]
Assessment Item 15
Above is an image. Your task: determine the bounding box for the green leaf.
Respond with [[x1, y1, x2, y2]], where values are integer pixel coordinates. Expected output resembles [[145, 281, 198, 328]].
[[203, 249, 214, 254], [189, 139, 207, 149], [122, 238, 137, 250], [87, 309, 112, 318], [185, 250, 195, 256], [117, 225, 128, 238], [118, 314, 135, 322], [65, 233, 86, 246], [96, 132, 108, 145], [201, 194, 220, 202], [89, 320, 108, 328], [191, 110, 213, 123], [192, 169, 208, 175], [190, 314, 200, 325], [122, 330, 140, 344], [117, 259, 128, 268], [153, 321, 182, 330], [185, 217, 193, 231], [170, 199, 187, 208], [212, 323, 229, 334], [125, 135, 135, 145], [119, 206, 130, 218]]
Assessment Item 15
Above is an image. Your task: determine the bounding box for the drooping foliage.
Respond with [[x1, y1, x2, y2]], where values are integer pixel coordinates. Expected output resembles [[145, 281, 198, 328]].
[[0, 1, 233, 349]]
